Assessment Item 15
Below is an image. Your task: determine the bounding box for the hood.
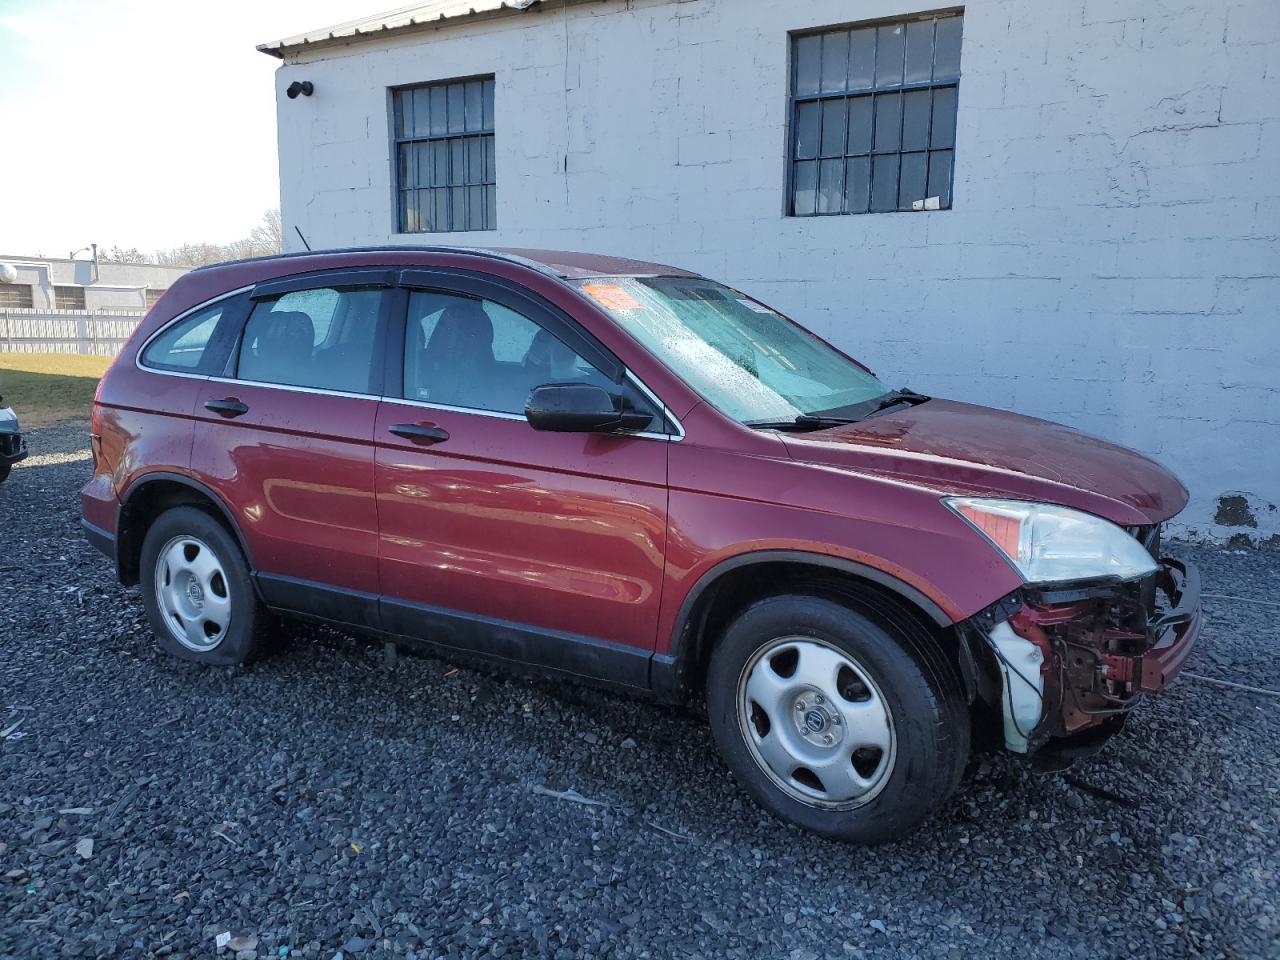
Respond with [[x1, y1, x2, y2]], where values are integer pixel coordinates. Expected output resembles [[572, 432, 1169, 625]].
[[779, 399, 1187, 526]]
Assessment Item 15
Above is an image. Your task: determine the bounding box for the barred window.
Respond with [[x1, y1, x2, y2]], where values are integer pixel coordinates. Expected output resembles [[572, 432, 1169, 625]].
[[0, 284, 34, 309], [54, 285, 86, 310], [789, 13, 962, 216], [393, 77, 496, 233]]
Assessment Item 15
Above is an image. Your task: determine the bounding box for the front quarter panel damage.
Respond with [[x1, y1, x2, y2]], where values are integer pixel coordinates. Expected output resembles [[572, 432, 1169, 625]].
[[964, 556, 1202, 761]]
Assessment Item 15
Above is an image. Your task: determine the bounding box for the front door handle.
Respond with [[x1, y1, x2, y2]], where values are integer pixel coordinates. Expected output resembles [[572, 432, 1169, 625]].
[[389, 423, 450, 445], [205, 398, 249, 418]]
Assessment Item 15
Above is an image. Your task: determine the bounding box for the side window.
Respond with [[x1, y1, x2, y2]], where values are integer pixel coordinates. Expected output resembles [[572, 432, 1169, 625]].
[[403, 290, 612, 414], [237, 286, 384, 394], [141, 302, 231, 372]]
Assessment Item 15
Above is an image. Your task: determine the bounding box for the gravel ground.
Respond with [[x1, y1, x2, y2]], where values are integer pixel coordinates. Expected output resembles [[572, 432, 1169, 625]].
[[1, 421, 1277, 960]]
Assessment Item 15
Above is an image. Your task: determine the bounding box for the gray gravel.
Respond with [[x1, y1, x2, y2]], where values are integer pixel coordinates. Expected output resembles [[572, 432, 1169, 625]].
[[1, 421, 1277, 960]]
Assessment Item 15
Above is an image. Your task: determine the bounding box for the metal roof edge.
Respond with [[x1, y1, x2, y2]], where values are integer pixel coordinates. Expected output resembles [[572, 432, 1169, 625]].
[[256, 0, 585, 61]]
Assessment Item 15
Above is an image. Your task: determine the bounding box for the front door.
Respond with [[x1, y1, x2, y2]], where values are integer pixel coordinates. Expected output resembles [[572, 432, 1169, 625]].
[[190, 271, 394, 626], [374, 277, 671, 685]]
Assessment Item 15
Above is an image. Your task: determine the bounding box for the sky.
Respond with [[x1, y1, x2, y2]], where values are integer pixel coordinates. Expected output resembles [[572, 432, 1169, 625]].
[[0, 0, 393, 257]]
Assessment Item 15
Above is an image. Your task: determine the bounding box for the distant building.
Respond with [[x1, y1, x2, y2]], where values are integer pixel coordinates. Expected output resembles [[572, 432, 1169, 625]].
[[0, 255, 193, 355], [0, 254, 190, 313]]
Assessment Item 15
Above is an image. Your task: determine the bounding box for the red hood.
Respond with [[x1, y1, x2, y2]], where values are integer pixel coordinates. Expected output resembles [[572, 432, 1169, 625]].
[[779, 399, 1188, 526]]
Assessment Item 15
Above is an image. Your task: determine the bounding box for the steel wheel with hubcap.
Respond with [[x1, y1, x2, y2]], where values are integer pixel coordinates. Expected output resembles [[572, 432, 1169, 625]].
[[154, 535, 233, 652], [738, 636, 896, 809], [706, 591, 969, 844], [139, 506, 269, 665]]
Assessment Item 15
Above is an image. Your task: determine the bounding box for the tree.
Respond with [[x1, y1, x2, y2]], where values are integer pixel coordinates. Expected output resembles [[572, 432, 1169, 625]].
[[250, 209, 283, 252], [150, 209, 284, 267], [100, 245, 149, 264]]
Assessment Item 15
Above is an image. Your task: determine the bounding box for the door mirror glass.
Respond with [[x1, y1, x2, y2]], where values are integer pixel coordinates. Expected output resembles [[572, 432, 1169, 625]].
[[524, 383, 653, 434]]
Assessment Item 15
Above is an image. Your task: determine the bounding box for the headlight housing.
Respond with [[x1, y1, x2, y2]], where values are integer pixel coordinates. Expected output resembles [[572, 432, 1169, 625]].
[[945, 497, 1158, 585]]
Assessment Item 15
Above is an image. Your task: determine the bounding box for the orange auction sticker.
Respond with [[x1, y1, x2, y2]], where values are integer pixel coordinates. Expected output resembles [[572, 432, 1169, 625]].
[[582, 283, 643, 312]]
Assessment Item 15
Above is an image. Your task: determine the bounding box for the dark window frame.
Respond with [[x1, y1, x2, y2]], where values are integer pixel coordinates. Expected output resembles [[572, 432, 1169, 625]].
[[787, 11, 963, 217], [0, 284, 34, 309], [54, 285, 86, 310], [391, 76, 497, 234]]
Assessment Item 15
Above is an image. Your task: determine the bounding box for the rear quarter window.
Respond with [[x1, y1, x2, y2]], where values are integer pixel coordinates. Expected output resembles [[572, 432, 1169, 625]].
[[140, 302, 235, 373]]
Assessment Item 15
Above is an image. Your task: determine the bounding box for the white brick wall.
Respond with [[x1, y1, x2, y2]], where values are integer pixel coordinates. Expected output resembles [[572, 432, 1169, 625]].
[[272, 0, 1280, 543]]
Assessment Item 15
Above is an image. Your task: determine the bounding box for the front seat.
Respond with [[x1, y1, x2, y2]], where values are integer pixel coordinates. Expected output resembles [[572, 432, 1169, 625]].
[[240, 310, 315, 386], [418, 301, 496, 408]]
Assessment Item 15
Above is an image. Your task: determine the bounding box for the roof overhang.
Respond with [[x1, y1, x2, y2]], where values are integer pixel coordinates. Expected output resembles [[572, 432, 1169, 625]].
[[258, 0, 596, 60]]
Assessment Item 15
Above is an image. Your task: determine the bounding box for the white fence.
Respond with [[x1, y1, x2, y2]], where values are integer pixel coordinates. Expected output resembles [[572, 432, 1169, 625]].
[[0, 309, 145, 356]]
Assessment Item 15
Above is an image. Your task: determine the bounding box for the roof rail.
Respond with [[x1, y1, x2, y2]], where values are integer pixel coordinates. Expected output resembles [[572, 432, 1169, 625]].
[[189, 245, 566, 279]]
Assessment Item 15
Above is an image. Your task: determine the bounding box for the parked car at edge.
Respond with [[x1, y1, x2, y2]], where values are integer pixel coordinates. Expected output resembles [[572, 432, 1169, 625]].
[[80, 248, 1201, 843], [0, 397, 27, 483]]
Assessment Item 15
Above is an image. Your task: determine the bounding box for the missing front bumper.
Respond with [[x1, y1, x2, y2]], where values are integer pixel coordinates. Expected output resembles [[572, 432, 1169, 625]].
[[968, 556, 1202, 756]]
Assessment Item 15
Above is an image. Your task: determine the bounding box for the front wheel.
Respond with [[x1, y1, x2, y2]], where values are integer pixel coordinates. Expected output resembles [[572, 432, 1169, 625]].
[[139, 506, 268, 665], [706, 593, 968, 844]]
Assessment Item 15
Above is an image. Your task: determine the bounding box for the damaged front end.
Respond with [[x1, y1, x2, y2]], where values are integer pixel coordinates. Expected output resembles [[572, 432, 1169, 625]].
[[957, 539, 1202, 768]]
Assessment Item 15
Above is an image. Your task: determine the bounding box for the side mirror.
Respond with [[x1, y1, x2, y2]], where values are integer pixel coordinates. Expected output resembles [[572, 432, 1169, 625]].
[[524, 383, 653, 434]]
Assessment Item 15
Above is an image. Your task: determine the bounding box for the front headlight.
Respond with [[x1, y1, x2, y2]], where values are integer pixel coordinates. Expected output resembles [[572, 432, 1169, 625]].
[[944, 497, 1158, 585]]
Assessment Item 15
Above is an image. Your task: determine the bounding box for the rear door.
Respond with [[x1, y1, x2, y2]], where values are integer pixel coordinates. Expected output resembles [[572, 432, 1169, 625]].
[[374, 270, 672, 685], [189, 269, 395, 627]]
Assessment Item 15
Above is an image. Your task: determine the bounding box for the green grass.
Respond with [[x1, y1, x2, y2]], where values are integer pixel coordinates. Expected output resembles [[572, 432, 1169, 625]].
[[0, 353, 112, 427]]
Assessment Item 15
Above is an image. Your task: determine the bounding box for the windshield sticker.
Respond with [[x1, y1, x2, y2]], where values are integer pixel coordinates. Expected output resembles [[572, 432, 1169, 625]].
[[737, 298, 776, 315], [582, 283, 643, 312]]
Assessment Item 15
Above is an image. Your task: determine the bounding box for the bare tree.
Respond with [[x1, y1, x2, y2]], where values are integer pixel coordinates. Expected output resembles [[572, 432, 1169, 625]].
[[100, 245, 150, 264], [151, 209, 285, 267], [250, 209, 283, 252]]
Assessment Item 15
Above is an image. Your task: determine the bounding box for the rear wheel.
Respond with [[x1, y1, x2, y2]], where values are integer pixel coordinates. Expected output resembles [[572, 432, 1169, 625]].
[[0, 461, 10, 483], [706, 593, 968, 843], [139, 506, 267, 665]]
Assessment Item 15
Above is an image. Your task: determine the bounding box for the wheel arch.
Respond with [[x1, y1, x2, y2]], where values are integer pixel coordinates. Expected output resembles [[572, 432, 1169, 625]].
[[116, 472, 254, 586], [653, 551, 957, 703]]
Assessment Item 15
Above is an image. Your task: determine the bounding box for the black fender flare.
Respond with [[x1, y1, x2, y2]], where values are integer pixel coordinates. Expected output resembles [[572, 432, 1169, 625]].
[[116, 471, 256, 580], [651, 549, 954, 699]]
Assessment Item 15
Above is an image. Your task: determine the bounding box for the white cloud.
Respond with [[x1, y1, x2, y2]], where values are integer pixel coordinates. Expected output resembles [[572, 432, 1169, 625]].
[[0, 0, 391, 256]]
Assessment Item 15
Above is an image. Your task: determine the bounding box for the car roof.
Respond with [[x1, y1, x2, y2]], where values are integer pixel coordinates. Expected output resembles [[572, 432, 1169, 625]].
[[188, 246, 700, 282]]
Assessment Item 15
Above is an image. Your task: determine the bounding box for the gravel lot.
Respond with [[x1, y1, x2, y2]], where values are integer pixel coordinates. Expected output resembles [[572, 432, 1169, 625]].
[[2, 421, 1278, 960]]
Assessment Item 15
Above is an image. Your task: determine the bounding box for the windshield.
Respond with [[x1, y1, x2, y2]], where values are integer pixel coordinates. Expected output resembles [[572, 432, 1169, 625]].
[[573, 276, 887, 423]]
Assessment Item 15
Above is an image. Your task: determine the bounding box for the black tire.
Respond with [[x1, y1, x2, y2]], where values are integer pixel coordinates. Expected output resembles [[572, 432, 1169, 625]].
[[0, 461, 10, 483], [706, 592, 969, 844], [139, 506, 268, 665]]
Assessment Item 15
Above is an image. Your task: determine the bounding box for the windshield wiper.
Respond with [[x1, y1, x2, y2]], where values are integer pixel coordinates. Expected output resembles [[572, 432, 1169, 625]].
[[746, 390, 930, 432], [746, 414, 858, 432], [863, 388, 929, 419]]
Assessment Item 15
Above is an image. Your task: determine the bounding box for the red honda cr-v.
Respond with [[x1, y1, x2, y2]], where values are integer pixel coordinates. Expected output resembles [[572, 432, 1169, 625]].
[[81, 247, 1200, 843]]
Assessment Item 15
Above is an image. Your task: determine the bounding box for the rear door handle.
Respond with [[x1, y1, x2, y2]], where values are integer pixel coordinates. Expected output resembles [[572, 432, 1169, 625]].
[[204, 398, 249, 418], [389, 423, 450, 445]]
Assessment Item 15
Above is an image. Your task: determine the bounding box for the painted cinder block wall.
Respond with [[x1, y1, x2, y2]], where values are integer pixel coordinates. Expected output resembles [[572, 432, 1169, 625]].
[[270, 0, 1280, 542]]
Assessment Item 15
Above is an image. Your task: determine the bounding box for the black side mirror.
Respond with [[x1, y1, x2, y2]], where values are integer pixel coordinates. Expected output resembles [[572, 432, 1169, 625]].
[[524, 383, 653, 434]]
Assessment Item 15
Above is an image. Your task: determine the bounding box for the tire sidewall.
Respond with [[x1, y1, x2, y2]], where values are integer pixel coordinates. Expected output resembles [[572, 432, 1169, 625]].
[[707, 595, 963, 844], [139, 506, 259, 666]]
